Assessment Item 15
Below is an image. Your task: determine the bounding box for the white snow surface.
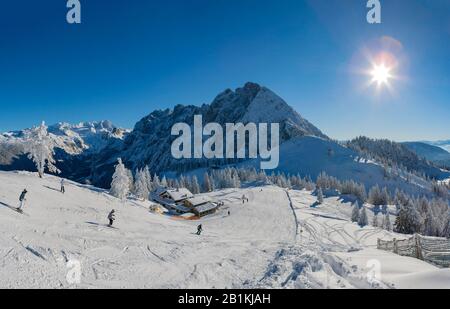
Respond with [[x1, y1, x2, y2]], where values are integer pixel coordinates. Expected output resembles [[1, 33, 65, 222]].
[[0, 171, 448, 289]]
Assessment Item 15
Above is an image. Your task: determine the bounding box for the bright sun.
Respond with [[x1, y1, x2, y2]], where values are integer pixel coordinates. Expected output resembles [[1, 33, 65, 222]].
[[371, 64, 392, 86]]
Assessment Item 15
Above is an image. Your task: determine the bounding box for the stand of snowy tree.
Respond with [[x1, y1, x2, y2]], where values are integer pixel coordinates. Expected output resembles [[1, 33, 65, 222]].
[[394, 193, 449, 238], [346, 136, 445, 180]]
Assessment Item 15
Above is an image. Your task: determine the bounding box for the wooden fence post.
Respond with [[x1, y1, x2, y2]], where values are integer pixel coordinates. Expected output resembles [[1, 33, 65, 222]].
[[415, 234, 423, 260], [393, 238, 398, 254]]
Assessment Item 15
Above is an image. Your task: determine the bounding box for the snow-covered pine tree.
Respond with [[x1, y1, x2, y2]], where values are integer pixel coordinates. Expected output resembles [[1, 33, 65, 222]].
[[127, 169, 134, 193], [143, 166, 153, 192], [372, 213, 379, 227], [25, 121, 60, 178], [110, 158, 131, 201], [394, 199, 422, 235], [232, 173, 241, 188], [368, 185, 383, 205], [179, 175, 186, 188], [317, 187, 324, 204], [203, 172, 213, 192], [351, 201, 360, 223], [382, 212, 391, 231], [160, 176, 168, 188], [191, 176, 201, 194], [358, 206, 369, 227], [153, 174, 161, 189], [134, 169, 149, 201]]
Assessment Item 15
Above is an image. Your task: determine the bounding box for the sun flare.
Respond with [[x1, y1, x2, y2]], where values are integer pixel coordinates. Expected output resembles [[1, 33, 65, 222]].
[[371, 63, 392, 86]]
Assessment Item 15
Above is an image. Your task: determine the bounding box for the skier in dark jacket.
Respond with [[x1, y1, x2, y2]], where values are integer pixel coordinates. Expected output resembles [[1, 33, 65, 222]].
[[18, 189, 28, 210], [196, 224, 203, 235], [107, 210, 116, 227], [60, 179, 65, 194]]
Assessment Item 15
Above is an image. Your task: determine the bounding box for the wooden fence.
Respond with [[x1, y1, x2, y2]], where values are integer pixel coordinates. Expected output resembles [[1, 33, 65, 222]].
[[378, 234, 450, 268]]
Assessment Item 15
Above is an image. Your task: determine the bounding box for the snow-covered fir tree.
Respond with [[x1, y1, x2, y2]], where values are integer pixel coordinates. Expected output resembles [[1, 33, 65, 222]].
[[351, 201, 360, 223], [153, 174, 161, 188], [127, 169, 134, 193], [372, 213, 379, 227], [133, 169, 149, 201], [25, 121, 60, 178], [203, 172, 213, 192], [358, 206, 368, 227], [160, 176, 168, 188], [191, 176, 201, 194], [382, 212, 391, 231], [110, 158, 131, 201], [143, 166, 153, 192], [317, 187, 324, 204]]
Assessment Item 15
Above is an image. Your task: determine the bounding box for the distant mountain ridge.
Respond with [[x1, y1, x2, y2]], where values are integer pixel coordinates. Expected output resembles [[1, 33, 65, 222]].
[[424, 140, 450, 153], [0, 121, 128, 182], [403, 142, 450, 168]]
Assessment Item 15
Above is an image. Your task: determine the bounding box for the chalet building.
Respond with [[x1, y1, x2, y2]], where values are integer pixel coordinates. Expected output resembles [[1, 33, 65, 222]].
[[151, 188, 194, 214], [183, 196, 219, 217], [151, 187, 219, 217]]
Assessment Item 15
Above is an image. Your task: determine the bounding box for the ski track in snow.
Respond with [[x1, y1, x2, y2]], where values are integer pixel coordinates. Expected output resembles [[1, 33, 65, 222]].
[[0, 171, 449, 289]]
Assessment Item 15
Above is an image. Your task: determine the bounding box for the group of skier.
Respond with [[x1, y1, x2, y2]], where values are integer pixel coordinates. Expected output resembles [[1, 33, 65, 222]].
[[13, 178, 248, 233], [14, 179, 119, 228]]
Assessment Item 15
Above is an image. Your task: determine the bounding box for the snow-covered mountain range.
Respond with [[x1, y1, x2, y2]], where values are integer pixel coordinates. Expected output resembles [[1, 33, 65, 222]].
[[0, 121, 128, 182], [0, 82, 448, 193]]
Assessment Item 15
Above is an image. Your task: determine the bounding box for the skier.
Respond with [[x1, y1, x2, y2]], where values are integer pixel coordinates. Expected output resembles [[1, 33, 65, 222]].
[[60, 179, 65, 194], [196, 224, 203, 235], [242, 195, 246, 204], [228, 210, 231, 216], [18, 189, 28, 210], [107, 209, 116, 227]]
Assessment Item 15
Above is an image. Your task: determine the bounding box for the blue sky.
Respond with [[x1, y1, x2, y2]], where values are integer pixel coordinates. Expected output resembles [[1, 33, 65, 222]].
[[0, 0, 449, 141]]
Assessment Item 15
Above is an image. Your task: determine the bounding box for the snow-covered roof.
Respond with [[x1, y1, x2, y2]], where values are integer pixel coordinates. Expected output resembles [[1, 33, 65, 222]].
[[185, 196, 211, 206], [156, 188, 194, 202], [166, 188, 194, 202], [194, 202, 218, 214], [169, 204, 191, 213]]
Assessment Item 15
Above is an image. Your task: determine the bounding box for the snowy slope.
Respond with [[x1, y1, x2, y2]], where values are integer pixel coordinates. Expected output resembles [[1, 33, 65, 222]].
[[260, 190, 450, 289], [1, 171, 448, 289], [0, 171, 295, 288], [241, 136, 439, 196]]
